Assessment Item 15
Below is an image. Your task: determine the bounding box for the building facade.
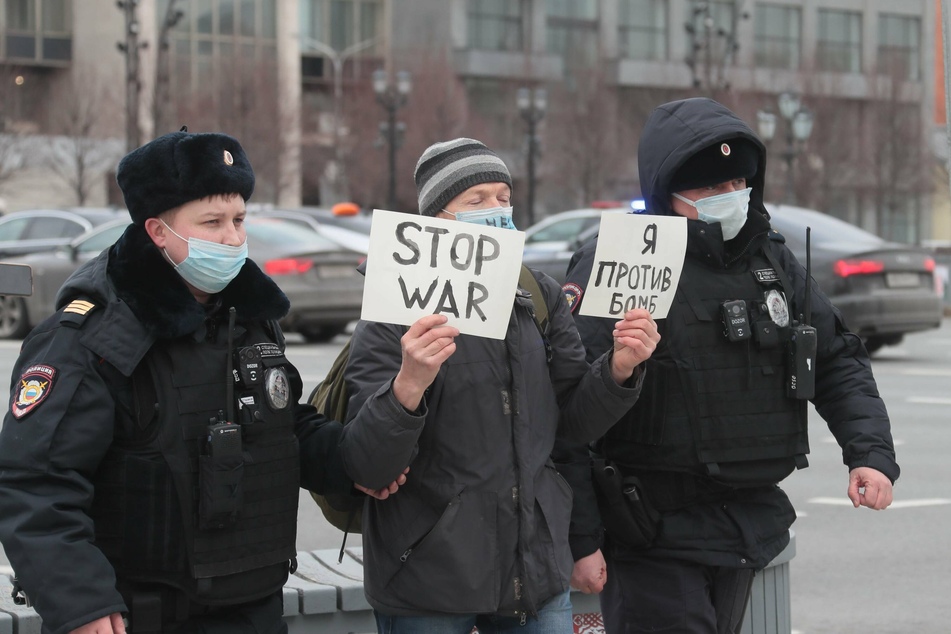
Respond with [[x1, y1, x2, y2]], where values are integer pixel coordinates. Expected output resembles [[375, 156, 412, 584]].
[[0, 0, 940, 242]]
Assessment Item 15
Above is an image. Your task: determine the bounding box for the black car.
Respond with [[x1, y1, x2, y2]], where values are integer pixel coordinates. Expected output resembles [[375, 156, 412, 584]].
[[767, 204, 942, 352], [521, 204, 943, 353]]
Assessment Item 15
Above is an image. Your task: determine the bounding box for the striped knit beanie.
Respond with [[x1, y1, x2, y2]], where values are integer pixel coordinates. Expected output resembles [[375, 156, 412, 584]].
[[414, 138, 513, 217]]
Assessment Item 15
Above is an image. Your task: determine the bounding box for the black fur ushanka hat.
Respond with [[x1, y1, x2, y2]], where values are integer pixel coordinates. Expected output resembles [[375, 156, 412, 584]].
[[116, 128, 255, 224]]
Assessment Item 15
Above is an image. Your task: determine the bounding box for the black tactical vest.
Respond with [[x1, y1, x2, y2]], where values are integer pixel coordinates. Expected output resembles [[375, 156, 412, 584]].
[[604, 243, 809, 487], [91, 319, 300, 605]]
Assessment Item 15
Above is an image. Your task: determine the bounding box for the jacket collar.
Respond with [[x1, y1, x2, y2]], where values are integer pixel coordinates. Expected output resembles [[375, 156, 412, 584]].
[[106, 223, 289, 339]]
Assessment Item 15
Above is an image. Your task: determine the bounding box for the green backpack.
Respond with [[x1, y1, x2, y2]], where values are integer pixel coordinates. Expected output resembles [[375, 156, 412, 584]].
[[308, 265, 551, 536]]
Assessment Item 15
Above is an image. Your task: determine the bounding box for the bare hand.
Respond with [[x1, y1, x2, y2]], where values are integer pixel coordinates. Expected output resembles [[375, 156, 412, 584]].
[[354, 467, 410, 500], [611, 309, 660, 383], [392, 314, 459, 410], [70, 613, 126, 634], [570, 549, 607, 594], [847, 467, 893, 510]]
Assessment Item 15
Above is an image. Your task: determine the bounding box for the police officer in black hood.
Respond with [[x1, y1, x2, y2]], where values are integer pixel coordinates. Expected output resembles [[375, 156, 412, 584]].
[[560, 97, 899, 633], [0, 130, 402, 634]]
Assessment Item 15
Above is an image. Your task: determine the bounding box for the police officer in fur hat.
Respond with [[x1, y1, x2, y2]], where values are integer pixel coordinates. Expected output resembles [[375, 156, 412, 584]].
[[0, 130, 403, 634], [561, 98, 899, 633]]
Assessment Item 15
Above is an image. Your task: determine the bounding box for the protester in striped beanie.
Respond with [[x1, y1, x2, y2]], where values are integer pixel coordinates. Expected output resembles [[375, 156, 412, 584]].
[[414, 138, 513, 218]]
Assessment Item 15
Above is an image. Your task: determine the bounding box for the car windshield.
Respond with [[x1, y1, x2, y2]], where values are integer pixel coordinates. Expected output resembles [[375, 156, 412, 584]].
[[245, 219, 340, 250], [527, 217, 600, 244], [77, 223, 130, 253]]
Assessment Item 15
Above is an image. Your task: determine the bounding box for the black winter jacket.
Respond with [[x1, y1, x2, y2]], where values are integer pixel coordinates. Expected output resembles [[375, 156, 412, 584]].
[[0, 224, 351, 634], [561, 98, 899, 569], [339, 267, 643, 618]]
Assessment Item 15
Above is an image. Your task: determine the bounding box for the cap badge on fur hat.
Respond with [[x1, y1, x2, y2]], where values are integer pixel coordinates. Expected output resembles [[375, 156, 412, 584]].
[[116, 129, 255, 224], [721, 143, 731, 156]]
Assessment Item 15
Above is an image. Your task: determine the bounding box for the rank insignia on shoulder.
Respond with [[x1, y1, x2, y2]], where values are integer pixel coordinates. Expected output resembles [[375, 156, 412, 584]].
[[562, 282, 584, 314], [64, 299, 95, 315], [12, 364, 57, 419], [60, 299, 97, 328]]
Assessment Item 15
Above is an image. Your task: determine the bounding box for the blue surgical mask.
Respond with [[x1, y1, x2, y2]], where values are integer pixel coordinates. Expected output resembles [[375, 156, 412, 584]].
[[673, 187, 752, 241], [162, 221, 248, 293], [444, 206, 517, 230]]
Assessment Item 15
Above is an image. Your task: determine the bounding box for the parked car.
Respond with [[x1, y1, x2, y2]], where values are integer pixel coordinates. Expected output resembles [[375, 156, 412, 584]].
[[0, 216, 365, 342], [246, 207, 370, 253], [520, 203, 943, 353], [521, 205, 635, 282], [0, 208, 129, 259], [248, 202, 374, 235]]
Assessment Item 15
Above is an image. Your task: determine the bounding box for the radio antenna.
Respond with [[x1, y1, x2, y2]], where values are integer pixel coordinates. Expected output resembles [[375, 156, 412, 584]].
[[804, 227, 812, 327]]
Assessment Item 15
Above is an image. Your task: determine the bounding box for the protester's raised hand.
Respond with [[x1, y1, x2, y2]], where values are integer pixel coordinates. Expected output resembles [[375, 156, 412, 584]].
[[611, 308, 660, 383], [393, 314, 459, 410]]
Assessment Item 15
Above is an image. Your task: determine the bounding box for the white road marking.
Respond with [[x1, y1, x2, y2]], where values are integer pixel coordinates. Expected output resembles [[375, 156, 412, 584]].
[[906, 396, 951, 405], [809, 497, 951, 508], [898, 368, 951, 376]]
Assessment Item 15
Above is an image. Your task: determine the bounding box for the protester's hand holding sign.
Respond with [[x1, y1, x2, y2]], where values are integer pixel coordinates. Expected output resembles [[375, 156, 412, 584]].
[[392, 314, 460, 411], [609, 308, 661, 384]]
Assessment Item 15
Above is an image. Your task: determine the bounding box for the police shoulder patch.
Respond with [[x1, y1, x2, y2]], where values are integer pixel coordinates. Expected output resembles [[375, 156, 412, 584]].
[[12, 364, 57, 419], [562, 282, 584, 314]]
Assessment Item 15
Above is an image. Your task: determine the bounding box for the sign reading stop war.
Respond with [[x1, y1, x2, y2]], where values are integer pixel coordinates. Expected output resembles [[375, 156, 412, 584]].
[[361, 209, 525, 339], [580, 213, 688, 320]]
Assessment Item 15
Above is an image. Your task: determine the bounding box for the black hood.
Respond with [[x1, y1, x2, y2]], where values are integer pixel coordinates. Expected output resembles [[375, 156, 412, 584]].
[[638, 98, 768, 217]]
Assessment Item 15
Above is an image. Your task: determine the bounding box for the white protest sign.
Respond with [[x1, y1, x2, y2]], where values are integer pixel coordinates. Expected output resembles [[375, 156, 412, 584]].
[[579, 213, 687, 319], [361, 209, 525, 339]]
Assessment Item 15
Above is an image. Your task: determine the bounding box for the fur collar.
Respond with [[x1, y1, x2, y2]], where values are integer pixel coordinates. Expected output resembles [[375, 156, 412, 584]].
[[107, 223, 289, 339]]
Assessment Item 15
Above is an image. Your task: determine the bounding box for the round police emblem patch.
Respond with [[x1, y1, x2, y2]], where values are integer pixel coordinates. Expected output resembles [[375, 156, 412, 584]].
[[12, 364, 57, 419], [764, 289, 789, 327], [265, 367, 290, 410], [562, 282, 584, 314]]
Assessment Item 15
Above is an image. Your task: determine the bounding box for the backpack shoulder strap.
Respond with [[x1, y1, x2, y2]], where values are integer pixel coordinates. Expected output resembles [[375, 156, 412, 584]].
[[519, 265, 549, 334]]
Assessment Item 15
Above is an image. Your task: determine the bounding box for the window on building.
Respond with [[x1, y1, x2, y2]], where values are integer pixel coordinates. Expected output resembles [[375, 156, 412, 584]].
[[2, 0, 71, 63], [618, 0, 666, 61], [878, 13, 920, 81], [468, 0, 524, 52], [164, 0, 279, 94], [754, 3, 800, 69], [686, 0, 738, 66], [300, 0, 382, 58], [546, 0, 599, 69], [817, 9, 862, 73]]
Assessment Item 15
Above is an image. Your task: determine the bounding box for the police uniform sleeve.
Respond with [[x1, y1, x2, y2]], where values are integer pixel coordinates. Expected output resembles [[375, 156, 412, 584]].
[[0, 324, 127, 634], [773, 241, 900, 482]]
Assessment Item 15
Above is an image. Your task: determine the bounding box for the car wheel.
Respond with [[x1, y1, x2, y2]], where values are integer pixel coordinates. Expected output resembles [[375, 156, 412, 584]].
[[298, 324, 346, 343], [0, 296, 30, 339]]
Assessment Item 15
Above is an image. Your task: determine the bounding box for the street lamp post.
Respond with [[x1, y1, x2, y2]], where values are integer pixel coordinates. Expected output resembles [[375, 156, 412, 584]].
[[373, 69, 411, 210], [757, 92, 814, 205], [303, 37, 375, 202], [516, 86, 547, 227]]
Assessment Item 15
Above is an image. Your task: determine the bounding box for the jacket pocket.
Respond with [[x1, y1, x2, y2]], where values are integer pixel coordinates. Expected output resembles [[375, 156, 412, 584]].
[[528, 467, 574, 601], [386, 489, 499, 612]]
